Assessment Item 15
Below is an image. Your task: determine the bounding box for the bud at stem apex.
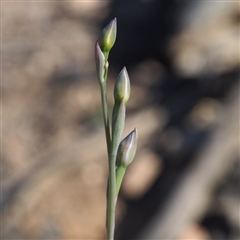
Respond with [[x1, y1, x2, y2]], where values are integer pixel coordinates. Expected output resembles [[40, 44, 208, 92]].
[[100, 18, 117, 54]]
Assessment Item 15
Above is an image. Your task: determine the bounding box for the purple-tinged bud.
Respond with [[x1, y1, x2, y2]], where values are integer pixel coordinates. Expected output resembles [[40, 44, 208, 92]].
[[100, 18, 117, 53], [117, 128, 138, 167], [114, 67, 131, 105], [95, 42, 106, 83]]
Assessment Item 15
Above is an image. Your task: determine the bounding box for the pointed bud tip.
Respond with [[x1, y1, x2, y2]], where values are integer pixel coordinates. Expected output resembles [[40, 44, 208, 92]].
[[112, 17, 117, 24], [131, 128, 138, 141], [95, 41, 101, 53], [133, 128, 138, 136], [122, 67, 128, 78], [95, 41, 102, 52], [110, 18, 117, 28], [121, 66, 127, 73]]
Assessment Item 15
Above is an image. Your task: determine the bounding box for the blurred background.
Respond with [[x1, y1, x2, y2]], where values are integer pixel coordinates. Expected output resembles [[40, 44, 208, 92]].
[[1, 1, 239, 239]]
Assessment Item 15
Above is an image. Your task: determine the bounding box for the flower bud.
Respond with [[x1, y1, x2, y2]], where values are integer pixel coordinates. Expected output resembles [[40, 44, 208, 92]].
[[95, 42, 106, 83], [117, 128, 138, 167], [114, 67, 131, 105], [100, 18, 117, 54]]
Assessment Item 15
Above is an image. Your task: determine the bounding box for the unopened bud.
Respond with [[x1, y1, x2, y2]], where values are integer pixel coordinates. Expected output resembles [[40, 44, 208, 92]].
[[100, 18, 117, 54], [95, 42, 105, 83], [117, 128, 138, 167], [114, 67, 131, 105]]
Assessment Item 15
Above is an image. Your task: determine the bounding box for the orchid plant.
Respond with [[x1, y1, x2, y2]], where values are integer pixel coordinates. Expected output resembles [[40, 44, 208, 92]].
[[95, 18, 138, 240]]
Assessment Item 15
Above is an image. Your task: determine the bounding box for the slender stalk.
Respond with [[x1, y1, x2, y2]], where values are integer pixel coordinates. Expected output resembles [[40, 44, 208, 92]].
[[106, 151, 117, 240], [106, 115, 124, 239], [100, 82, 111, 152], [100, 84, 116, 239], [99, 60, 116, 240]]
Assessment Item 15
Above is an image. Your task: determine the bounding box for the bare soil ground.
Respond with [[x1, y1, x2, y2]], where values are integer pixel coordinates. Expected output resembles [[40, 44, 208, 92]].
[[2, 2, 239, 239]]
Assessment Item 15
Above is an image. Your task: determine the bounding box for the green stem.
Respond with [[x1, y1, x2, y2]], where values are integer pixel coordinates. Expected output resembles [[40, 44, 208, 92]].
[[100, 83, 111, 152], [106, 119, 124, 239], [99, 58, 116, 240], [106, 151, 117, 240], [116, 165, 126, 196]]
